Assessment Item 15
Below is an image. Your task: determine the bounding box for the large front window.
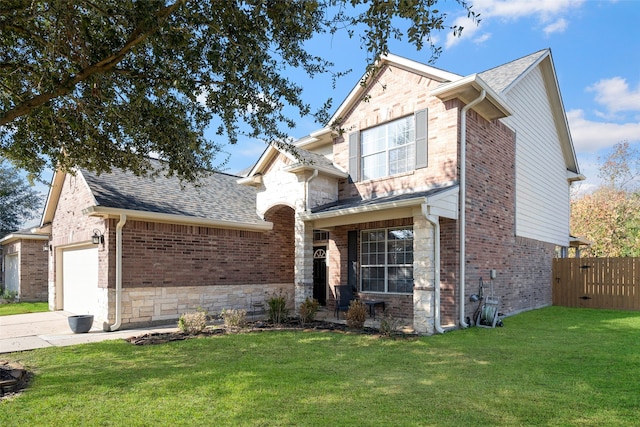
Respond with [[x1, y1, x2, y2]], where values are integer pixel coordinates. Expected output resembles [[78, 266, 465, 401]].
[[360, 227, 414, 294], [361, 116, 415, 180]]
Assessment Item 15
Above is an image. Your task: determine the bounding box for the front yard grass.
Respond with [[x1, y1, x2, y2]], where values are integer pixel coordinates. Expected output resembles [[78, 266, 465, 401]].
[[0, 302, 48, 316], [2, 306, 640, 426]]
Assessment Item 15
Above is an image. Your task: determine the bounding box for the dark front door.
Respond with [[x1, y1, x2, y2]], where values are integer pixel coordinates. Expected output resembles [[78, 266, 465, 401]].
[[313, 247, 327, 305]]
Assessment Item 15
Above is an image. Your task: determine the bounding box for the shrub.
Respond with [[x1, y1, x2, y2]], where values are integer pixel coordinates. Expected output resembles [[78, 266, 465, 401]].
[[178, 310, 208, 335], [0, 290, 18, 302], [379, 312, 402, 337], [221, 308, 247, 329], [346, 300, 367, 330], [267, 289, 289, 325], [299, 297, 319, 326]]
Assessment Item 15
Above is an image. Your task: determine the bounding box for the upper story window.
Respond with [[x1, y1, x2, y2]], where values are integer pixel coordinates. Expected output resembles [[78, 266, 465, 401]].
[[349, 109, 427, 182], [361, 116, 415, 180]]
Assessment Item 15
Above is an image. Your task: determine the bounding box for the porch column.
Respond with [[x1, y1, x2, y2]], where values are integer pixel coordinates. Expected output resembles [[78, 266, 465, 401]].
[[294, 213, 313, 311], [413, 211, 435, 334]]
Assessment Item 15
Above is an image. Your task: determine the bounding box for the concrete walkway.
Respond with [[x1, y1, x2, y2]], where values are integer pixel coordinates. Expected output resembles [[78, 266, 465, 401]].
[[0, 311, 178, 354]]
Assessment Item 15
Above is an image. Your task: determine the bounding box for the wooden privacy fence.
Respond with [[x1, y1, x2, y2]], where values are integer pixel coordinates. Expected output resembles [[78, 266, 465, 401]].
[[553, 258, 640, 310]]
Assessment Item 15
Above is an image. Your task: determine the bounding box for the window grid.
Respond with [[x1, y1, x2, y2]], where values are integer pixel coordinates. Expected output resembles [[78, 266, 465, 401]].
[[360, 227, 414, 294], [361, 116, 415, 180]]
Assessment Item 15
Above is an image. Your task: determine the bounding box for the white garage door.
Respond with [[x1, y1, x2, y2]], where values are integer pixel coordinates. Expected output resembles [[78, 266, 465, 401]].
[[62, 246, 98, 315], [4, 253, 19, 294]]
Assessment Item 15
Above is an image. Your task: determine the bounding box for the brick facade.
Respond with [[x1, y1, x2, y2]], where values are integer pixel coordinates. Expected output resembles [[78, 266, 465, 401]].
[[2, 238, 48, 301], [50, 172, 296, 328]]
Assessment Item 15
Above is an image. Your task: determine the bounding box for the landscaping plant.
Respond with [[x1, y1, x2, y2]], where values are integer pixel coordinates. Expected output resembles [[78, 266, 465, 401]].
[[177, 310, 207, 335], [299, 297, 319, 326], [221, 308, 247, 330], [267, 289, 289, 325], [346, 299, 367, 330]]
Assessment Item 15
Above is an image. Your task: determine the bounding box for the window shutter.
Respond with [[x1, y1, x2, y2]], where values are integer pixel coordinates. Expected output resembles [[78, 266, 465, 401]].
[[415, 109, 428, 169], [348, 230, 358, 292], [348, 132, 360, 182]]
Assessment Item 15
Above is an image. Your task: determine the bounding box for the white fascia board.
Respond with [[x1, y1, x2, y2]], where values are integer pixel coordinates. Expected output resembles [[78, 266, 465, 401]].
[[567, 170, 586, 182], [382, 53, 462, 82], [431, 74, 512, 119], [82, 206, 273, 232], [0, 232, 50, 245], [295, 128, 336, 150], [300, 197, 427, 222], [283, 163, 349, 178], [41, 169, 66, 226]]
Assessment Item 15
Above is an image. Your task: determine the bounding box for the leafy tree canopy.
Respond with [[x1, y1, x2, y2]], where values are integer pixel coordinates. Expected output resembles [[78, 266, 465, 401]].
[[0, 0, 476, 182], [571, 141, 640, 257], [0, 159, 43, 236]]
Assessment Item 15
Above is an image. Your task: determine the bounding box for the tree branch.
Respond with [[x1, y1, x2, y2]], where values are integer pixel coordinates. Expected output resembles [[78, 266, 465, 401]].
[[0, 0, 186, 126]]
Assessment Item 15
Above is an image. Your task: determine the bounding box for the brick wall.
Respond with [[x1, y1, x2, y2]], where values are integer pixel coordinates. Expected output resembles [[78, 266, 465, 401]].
[[328, 218, 414, 320], [334, 66, 459, 201], [464, 110, 554, 321], [116, 205, 294, 289], [2, 239, 48, 301]]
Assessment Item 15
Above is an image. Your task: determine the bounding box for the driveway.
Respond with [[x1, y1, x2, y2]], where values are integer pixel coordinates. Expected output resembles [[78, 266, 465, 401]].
[[0, 311, 178, 354]]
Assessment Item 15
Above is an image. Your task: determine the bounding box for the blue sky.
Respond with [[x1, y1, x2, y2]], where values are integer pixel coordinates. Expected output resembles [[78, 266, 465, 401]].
[[25, 0, 640, 220], [215, 0, 639, 195]]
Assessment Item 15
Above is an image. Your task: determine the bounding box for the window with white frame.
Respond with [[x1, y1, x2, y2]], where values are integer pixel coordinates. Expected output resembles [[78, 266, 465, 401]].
[[360, 227, 414, 294], [361, 116, 415, 180]]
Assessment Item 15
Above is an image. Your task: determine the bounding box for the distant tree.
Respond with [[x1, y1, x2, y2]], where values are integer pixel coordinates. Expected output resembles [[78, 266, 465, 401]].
[[0, 0, 478, 182], [571, 141, 640, 257], [0, 160, 43, 236]]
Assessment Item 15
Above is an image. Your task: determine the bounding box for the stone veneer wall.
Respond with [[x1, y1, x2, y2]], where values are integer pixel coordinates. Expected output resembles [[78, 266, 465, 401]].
[[114, 283, 294, 328]]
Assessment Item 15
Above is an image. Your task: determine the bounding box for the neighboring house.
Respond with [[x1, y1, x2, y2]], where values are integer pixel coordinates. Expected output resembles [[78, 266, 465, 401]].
[[40, 48, 582, 333], [0, 228, 49, 301]]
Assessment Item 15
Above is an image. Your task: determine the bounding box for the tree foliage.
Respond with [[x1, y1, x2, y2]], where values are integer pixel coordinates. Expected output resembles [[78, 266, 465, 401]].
[[571, 141, 640, 257], [0, 0, 477, 182], [0, 160, 43, 236]]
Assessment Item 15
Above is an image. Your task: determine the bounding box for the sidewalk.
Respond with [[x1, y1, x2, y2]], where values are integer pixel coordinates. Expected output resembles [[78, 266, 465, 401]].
[[0, 311, 178, 354]]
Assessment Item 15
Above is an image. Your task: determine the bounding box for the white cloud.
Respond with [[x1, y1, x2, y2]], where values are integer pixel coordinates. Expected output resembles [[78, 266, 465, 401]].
[[473, 33, 492, 44], [471, 0, 586, 21], [587, 77, 640, 113], [543, 18, 568, 35], [445, 16, 482, 48], [567, 109, 640, 153]]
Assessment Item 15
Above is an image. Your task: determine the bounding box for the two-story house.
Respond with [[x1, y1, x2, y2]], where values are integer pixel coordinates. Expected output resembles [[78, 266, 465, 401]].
[[40, 49, 582, 334]]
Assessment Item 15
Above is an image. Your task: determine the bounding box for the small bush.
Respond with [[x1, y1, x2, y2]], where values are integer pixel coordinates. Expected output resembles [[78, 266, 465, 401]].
[[299, 297, 319, 326], [0, 290, 18, 302], [379, 312, 402, 337], [221, 308, 247, 329], [267, 289, 289, 325], [346, 300, 367, 330], [178, 311, 208, 335]]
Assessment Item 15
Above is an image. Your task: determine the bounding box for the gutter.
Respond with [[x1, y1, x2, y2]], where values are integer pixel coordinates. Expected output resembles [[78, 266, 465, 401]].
[[459, 89, 486, 328], [304, 169, 319, 212], [104, 214, 127, 332], [422, 206, 445, 334]]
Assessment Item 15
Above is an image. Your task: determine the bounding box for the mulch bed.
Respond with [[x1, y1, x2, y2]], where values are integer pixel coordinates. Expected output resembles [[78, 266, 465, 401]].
[[125, 319, 411, 346]]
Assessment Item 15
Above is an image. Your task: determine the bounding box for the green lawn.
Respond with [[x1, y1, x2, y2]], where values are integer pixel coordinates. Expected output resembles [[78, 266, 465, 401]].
[[2, 307, 639, 426], [0, 302, 48, 316]]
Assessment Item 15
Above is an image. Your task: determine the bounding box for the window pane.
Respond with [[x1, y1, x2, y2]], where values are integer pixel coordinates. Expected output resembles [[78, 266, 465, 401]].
[[362, 152, 386, 180], [362, 267, 385, 292], [388, 267, 414, 293], [360, 116, 417, 179]]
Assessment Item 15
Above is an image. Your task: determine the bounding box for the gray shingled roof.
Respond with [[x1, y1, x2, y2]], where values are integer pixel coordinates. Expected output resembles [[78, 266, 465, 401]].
[[80, 160, 263, 224], [290, 147, 341, 172], [311, 184, 457, 214], [479, 49, 548, 93]]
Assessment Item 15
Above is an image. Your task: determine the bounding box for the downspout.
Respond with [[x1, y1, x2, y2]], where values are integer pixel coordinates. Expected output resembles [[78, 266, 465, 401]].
[[304, 169, 319, 213], [459, 89, 486, 328], [423, 207, 445, 334], [104, 214, 127, 332]]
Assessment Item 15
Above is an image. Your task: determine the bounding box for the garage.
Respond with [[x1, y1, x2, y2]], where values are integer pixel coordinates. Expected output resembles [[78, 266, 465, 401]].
[[4, 253, 19, 294], [62, 246, 98, 315]]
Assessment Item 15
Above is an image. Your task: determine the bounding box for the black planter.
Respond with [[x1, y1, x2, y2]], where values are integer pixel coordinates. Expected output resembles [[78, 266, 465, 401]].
[[68, 315, 94, 334]]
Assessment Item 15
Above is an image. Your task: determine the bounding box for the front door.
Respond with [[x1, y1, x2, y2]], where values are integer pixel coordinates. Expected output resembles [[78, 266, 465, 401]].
[[313, 247, 327, 305]]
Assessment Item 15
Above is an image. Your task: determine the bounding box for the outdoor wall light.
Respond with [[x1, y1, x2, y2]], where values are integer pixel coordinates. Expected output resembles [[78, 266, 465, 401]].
[[91, 229, 105, 245]]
